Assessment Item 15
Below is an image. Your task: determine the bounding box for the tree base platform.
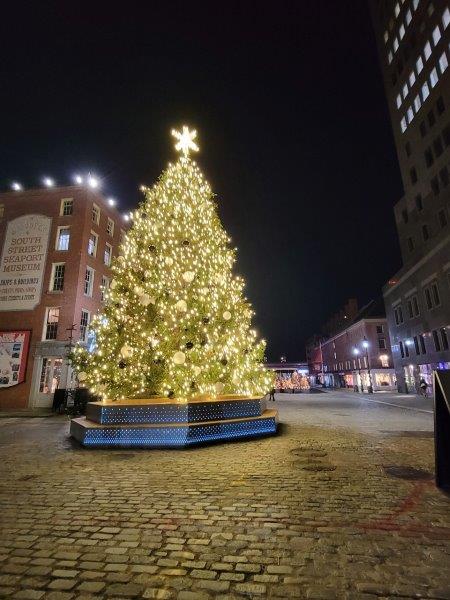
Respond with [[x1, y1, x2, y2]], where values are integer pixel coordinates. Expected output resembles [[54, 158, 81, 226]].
[[70, 395, 278, 447]]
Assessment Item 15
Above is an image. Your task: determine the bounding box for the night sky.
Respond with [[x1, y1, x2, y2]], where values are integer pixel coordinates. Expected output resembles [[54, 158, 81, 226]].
[[1, 2, 404, 361]]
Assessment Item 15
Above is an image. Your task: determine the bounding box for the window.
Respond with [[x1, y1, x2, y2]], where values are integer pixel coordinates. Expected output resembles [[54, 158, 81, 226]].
[[414, 94, 421, 112], [378, 338, 387, 349], [416, 55, 424, 74], [44, 307, 60, 340], [424, 280, 441, 309], [60, 198, 73, 216], [107, 218, 114, 237], [422, 81, 430, 101], [401, 117, 407, 132], [120, 229, 126, 245], [394, 304, 404, 325], [50, 263, 65, 292], [433, 329, 442, 351], [80, 310, 90, 342], [394, 37, 399, 53], [395, 2, 400, 17], [92, 203, 100, 225], [87, 231, 98, 257], [379, 355, 389, 368], [428, 109, 436, 127], [397, 93, 402, 108], [403, 82, 409, 99], [400, 23, 406, 39], [407, 106, 414, 123], [415, 194, 423, 210], [388, 50, 393, 64], [424, 40, 432, 60], [441, 328, 449, 350], [84, 266, 94, 297], [402, 208, 409, 223], [439, 167, 449, 187], [422, 224, 430, 240], [56, 227, 70, 251], [432, 25, 441, 46], [407, 294, 420, 318], [438, 209, 448, 228], [104, 243, 112, 266], [425, 147, 434, 166], [406, 8, 412, 24], [436, 95, 445, 115], [409, 70, 415, 86], [433, 136, 443, 156], [410, 167, 417, 184], [431, 176, 440, 195], [407, 236, 414, 252], [420, 334, 426, 354], [399, 341, 405, 358], [101, 275, 110, 302], [413, 0, 419, 9], [430, 67, 439, 88], [376, 325, 384, 334], [420, 120, 427, 137], [414, 336, 420, 355], [439, 52, 448, 74], [443, 7, 450, 29], [443, 124, 450, 146]]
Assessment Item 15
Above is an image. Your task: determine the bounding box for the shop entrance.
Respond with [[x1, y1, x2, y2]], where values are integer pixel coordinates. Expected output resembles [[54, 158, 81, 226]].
[[34, 357, 63, 407]]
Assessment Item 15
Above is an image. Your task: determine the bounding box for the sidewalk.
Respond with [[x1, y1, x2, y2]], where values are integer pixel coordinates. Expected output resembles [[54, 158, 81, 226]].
[[0, 408, 54, 419], [318, 386, 433, 413]]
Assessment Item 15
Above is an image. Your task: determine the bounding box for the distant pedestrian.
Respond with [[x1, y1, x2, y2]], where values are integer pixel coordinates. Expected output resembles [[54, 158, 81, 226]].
[[269, 388, 276, 402], [419, 378, 429, 397]]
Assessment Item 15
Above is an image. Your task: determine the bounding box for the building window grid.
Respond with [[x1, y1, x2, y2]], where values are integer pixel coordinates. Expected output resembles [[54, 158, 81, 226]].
[[104, 243, 112, 267], [84, 267, 94, 297], [56, 227, 70, 251], [44, 307, 60, 340], [398, 6, 450, 133], [107, 218, 115, 237], [92, 204, 100, 225], [101, 275, 110, 302], [80, 310, 90, 342], [88, 232, 98, 257], [60, 199, 73, 216], [51, 263, 65, 292]]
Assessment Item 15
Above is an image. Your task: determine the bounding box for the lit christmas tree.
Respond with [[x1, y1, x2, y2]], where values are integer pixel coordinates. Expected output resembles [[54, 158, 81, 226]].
[[73, 126, 273, 401]]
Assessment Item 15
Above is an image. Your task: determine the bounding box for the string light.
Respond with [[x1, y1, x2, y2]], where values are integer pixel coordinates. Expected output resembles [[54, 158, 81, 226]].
[[72, 126, 274, 402]]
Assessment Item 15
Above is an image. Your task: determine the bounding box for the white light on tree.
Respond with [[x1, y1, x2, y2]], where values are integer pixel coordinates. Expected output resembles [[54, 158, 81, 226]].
[[71, 126, 273, 401]]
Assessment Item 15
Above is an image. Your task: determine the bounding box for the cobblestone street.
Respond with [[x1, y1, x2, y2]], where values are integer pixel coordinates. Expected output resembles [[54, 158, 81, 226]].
[[0, 392, 449, 600]]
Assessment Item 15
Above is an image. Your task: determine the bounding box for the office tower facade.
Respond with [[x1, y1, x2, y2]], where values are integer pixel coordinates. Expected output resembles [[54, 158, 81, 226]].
[[370, 0, 450, 392]]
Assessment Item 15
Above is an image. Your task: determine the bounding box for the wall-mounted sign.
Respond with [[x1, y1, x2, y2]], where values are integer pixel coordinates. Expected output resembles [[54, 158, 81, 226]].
[[0, 330, 31, 387], [0, 215, 52, 311]]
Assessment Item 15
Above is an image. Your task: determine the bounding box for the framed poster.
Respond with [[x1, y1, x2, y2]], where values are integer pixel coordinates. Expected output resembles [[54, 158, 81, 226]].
[[0, 330, 31, 387], [0, 214, 52, 311]]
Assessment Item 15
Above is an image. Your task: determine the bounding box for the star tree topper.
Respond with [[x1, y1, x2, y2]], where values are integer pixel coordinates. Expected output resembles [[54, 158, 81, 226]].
[[171, 125, 199, 157]]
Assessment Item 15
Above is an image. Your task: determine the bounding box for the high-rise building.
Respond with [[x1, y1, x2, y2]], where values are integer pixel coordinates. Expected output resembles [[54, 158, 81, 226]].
[[370, 0, 450, 392], [0, 186, 128, 409]]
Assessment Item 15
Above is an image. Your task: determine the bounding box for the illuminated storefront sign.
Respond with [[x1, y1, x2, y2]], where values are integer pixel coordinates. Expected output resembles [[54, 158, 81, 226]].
[[0, 214, 52, 311], [0, 330, 31, 387]]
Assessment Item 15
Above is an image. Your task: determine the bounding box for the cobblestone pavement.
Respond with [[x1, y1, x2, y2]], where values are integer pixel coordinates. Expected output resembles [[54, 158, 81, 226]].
[[0, 393, 449, 600]]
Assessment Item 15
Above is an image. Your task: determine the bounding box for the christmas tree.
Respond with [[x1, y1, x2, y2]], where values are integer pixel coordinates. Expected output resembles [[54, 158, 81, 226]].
[[73, 126, 273, 401]]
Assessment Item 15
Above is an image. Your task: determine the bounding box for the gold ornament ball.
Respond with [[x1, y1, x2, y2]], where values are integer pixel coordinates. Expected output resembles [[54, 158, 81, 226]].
[[110, 279, 117, 290], [173, 351, 186, 365], [120, 344, 133, 359], [165, 257, 174, 266], [78, 371, 87, 382], [139, 293, 151, 306], [175, 299, 187, 312], [223, 310, 232, 321], [193, 365, 201, 376], [215, 382, 224, 394], [182, 271, 195, 283]]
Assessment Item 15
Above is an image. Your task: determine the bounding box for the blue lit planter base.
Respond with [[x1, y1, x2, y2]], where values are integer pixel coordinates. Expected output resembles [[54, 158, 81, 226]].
[[70, 396, 278, 448]]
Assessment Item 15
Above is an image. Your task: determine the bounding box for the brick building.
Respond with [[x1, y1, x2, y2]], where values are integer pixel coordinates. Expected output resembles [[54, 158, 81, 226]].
[[0, 186, 128, 409], [307, 299, 396, 391], [370, 0, 450, 392]]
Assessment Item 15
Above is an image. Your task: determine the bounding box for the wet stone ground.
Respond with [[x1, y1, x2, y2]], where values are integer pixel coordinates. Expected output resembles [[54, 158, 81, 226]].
[[0, 392, 449, 600]]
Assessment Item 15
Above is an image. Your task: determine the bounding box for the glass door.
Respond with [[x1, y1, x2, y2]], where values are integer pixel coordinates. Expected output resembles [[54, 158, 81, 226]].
[[34, 357, 63, 407]]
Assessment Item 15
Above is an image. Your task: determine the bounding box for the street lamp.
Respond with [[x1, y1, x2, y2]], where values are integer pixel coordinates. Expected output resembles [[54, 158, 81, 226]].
[[353, 347, 363, 392], [362, 337, 373, 394]]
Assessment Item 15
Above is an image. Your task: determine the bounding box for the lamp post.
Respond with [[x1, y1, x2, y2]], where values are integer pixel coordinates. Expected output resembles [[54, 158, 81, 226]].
[[353, 347, 363, 392], [362, 337, 373, 394]]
